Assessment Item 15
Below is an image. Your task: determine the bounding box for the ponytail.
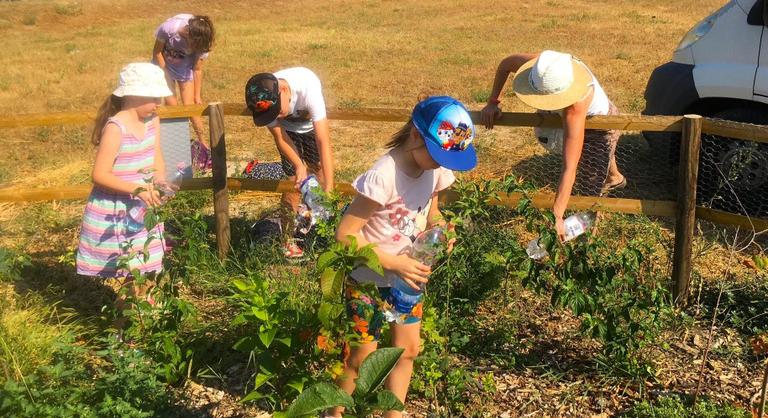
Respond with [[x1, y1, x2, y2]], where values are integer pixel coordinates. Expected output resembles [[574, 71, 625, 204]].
[[91, 95, 122, 146], [188, 15, 215, 53], [384, 119, 414, 149]]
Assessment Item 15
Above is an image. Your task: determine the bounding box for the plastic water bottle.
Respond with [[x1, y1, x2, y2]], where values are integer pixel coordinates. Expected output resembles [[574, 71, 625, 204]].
[[126, 163, 186, 233], [526, 212, 595, 260], [299, 175, 330, 221], [386, 227, 446, 323], [158, 163, 187, 202]]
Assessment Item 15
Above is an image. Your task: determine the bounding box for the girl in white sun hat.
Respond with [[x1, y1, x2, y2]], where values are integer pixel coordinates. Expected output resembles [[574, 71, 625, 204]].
[[480, 50, 626, 240], [76, 62, 173, 332]]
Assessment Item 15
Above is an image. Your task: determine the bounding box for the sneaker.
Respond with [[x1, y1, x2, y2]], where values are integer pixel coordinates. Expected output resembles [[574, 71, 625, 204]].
[[283, 239, 306, 262]]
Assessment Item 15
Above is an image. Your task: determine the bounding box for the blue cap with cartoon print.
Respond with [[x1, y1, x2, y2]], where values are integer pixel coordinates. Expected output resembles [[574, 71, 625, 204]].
[[412, 96, 477, 171]]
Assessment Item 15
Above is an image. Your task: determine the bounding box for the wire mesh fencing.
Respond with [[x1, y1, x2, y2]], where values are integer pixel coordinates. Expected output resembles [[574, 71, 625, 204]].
[[698, 121, 768, 219]]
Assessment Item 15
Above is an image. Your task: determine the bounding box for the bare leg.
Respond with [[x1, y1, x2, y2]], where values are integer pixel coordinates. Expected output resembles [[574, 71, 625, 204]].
[[384, 321, 422, 418], [178, 80, 205, 141], [328, 341, 379, 418]]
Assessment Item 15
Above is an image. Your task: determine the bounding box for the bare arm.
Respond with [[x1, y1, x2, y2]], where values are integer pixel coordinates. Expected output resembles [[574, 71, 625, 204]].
[[267, 125, 307, 186], [312, 118, 334, 192], [480, 53, 539, 129], [92, 124, 161, 206], [336, 195, 430, 289], [552, 99, 589, 239], [193, 57, 204, 104], [152, 39, 166, 69]]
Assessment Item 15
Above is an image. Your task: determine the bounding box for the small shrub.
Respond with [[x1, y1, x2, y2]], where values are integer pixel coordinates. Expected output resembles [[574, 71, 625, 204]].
[[22, 15, 36, 26]]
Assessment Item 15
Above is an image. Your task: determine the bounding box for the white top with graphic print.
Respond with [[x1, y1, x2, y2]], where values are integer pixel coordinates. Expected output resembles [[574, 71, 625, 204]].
[[350, 151, 455, 287]]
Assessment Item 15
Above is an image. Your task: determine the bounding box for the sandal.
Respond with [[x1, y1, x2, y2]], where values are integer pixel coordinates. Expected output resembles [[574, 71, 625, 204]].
[[601, 176, 627, 195]]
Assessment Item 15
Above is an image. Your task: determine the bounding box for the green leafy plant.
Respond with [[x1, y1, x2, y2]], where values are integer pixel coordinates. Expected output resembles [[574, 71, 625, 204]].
[[230, 268, 320, 407], [277, 347, 405, 418], [520, 202, 672, 378], [0, 247, 30, 282]]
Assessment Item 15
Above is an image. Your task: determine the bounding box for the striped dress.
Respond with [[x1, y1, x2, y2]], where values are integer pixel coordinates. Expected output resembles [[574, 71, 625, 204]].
[[76, 117, 165, 277]]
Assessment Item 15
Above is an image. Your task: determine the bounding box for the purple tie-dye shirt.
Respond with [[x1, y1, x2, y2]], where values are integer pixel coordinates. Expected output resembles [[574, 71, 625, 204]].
[[154, 14, 209, 82]]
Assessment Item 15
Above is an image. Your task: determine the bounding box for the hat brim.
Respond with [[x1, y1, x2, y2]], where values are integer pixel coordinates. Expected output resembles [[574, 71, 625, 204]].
[[512, 57, 592, 111], [423, 137, 477, 171], [113, 85, 173, 98], [251, 102, 280, 127]]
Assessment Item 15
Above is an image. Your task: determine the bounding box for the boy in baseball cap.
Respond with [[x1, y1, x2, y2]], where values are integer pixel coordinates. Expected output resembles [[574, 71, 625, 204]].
[[245, 67, 335, 260]]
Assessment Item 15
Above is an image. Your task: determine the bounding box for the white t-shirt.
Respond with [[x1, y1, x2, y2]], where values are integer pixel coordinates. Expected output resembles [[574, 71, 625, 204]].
[[267, 67, 327, 134], [349, 152, 456, 287]]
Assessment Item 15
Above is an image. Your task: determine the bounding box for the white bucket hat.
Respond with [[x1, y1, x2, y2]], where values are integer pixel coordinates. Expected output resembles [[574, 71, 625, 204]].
[[112, 62, 173, 98], [512, 50, 591, 111]]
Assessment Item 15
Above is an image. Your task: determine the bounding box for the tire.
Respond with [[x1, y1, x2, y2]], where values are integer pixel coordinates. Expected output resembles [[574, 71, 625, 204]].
[[697, 107, 768, 217]]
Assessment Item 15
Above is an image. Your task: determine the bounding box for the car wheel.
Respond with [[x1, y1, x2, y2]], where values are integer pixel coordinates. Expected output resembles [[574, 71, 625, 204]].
[[697, 107, 768, 217]]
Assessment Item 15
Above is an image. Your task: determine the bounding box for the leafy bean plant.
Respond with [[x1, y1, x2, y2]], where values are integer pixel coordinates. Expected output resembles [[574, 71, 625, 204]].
[[109, 175, 197, 384], [277, 347, 405, 418], [230, 268, 321, 408], [0, 247, 30, 283], [385, 176, 527, 415], [519, 198, 673, 377]]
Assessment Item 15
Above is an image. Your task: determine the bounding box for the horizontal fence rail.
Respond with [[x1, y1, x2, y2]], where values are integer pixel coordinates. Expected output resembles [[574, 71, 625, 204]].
[[0, 104, 685, 133], [2, 179, 767, 232]]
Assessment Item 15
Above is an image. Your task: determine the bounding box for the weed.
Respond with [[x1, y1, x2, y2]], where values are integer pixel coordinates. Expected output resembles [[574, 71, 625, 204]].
[[22, 15, 36, 26], [470, 89, 491, 104], [0, 247, 30, 282], [54, 2, 82, 16], [622, 394, 749, 417], [338, 98, 362, 109]]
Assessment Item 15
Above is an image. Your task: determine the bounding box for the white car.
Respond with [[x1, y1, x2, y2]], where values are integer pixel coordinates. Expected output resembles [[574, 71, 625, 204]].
[[643, 0, 768, 216]]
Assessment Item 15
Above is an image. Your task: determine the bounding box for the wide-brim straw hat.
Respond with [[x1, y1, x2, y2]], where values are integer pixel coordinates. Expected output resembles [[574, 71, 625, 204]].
[[112, 62, 173, 98], [512, 50, 592, 111]]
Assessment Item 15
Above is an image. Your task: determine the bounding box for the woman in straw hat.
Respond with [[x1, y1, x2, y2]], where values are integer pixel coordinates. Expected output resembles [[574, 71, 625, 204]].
[[480, 50, 626, 240]]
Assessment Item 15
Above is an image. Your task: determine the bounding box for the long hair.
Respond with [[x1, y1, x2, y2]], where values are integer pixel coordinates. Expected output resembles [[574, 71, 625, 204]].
[[91, 95, 122, 146], [188, 15, 215, 53], [384, 118, 414, 149]]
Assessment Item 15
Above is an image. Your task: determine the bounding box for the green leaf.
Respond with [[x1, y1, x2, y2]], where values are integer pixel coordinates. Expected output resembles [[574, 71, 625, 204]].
[[352, 347, 404, 398], [316, 250, 336, 273], [254, 372, 271, 390], [276, 337, 292, 348], [321, 268, 344, 301], [285, 382, 354, 417], [232, 279, 251, 291], [318, 302, 344, 328], [240, 390, 264, 403], [144, 210, 159, 231], [367, 390, 404, 412], [259, 327, 277, 348], [287, 377, 307, 394], [357, 245, 383, 276], [252, 307, 269, 321]]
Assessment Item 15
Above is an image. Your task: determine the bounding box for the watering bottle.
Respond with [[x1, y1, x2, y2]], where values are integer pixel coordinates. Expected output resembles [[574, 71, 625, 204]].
[[299, 175, 330, 221], [386, 227, 446, 323], [126, 163, 187, 233], [526, 212, 595, 260]]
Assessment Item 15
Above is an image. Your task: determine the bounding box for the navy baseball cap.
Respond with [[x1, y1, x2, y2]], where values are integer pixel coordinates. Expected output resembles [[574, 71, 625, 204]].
[[412, 96, 477, 171], [245, 73, 281, 127]]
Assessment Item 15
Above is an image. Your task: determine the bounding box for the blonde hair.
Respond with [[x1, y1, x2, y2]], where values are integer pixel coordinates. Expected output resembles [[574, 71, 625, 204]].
[[91, 95, 122, 146]]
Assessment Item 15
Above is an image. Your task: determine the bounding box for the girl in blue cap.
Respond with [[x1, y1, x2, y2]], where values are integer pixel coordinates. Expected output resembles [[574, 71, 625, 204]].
[[329, 96, 477, 417]]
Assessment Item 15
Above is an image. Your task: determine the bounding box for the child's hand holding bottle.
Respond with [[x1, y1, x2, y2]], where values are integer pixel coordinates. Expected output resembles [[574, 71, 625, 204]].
[[390, 254, 431, 291]]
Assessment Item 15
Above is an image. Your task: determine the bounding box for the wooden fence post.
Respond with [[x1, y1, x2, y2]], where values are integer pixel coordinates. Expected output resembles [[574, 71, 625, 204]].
[[208, 102, 230, 260], [671, 114, 703, 306]]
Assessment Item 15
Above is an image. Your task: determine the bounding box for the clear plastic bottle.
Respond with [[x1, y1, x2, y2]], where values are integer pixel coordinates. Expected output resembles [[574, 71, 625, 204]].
[[526, 212, 595, 260], [386, 227, 446, 323], [299, 175, 330, 221], [126, 163, 186, 233]]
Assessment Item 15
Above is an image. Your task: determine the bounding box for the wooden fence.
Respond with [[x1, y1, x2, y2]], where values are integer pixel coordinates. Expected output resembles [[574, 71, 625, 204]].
[[2, 103, 768, 305]]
